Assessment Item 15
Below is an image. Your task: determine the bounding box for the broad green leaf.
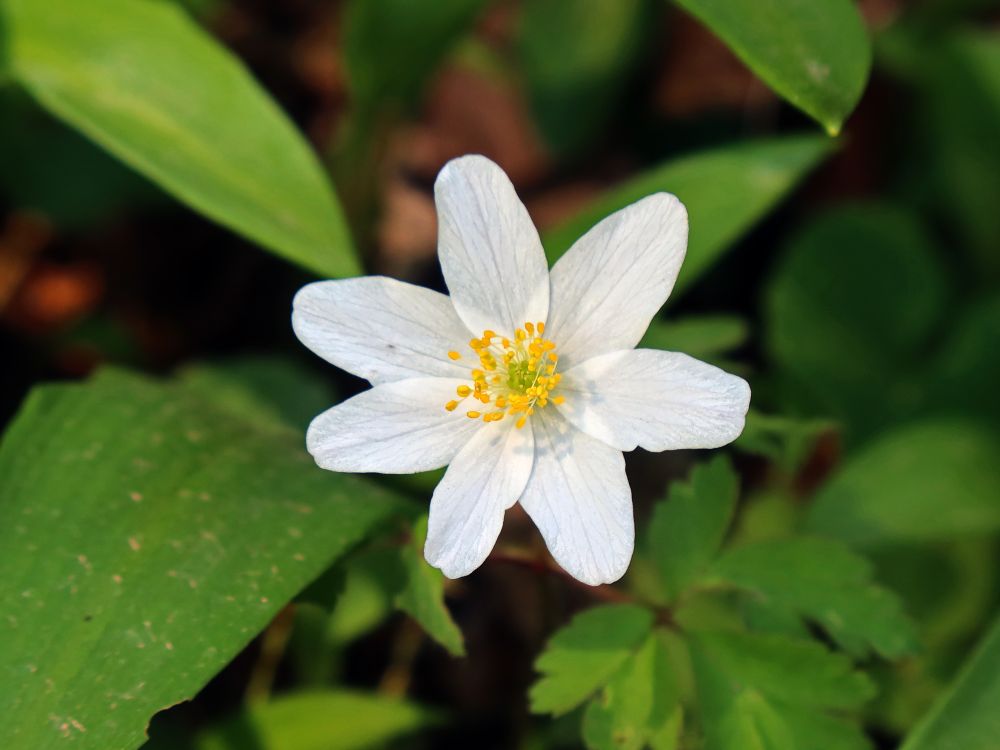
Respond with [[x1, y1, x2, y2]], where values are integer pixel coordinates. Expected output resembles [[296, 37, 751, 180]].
[[196, 690, 433, 750], [4, 0, 358, 277], [177, 357, 335, 432], [519, 0, 651, 157], [531, 604, 655, 715], [583, 634, 681, 750], [900, 615, 1000, 750], [0, 369, 408, 750], [707, 537, 918, 658], [394, 516, 465, 657], [692, 631, 875, 711], [734, 410, 835, 472], [782, 711, 871, 750], [639, 315, 748, 361], [648, 456, 738, 602], [673, 0, 871, 134], [806, 419, 1000, 545], [342, 0, 486, 112], [542, 136, 832, 298], [765, 205, 948, 440]]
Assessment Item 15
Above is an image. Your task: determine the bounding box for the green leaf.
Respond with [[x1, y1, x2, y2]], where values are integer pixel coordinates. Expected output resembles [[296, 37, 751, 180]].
[[196, 690, 434, 750], [929, 295, 1000, 423], [4, 0, 358, 277], [519, 0, 651, 157], [542, 136, 832, 298], [648, 456, 738, 602], [342, 0, 486, 112], [734, 410, 835, 472], [900, 615, 1000, 750], [707, 537, 919, 658], [176, 357, 335, 432], [531, 604, 655, 716], [0, 368, 408, 750], [806, 419, 1000, 545], [395, 516, 465, 657], [765, 205, 948, 440], [673, 0, 871, 134], [639, 315, 748, 361], [690, 631, 875, 750], [583, 633, 681, 750], [692, 631, 875, 710]]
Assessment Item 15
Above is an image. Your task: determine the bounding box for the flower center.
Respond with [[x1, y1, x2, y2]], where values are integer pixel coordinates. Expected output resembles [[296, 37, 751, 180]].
[[445, 321, 564, 429]]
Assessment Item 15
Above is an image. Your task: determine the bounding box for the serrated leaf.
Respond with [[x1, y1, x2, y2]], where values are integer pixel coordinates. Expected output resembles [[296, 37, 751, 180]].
[[692, 631, 875, 710], [900, 615, 1000, 750], [806, 419, 1000, 545], [674, 0, 871, 134], [0, 368, 408, 750], [542, 136, 832, 298], [690, 631, 875, 750], [583, 633, 680, 750], [195, 690, 434, 750], [706, 537, 918, 658], [648, 456, 738, 602], [4, 0, 358, 277], [531, 604, 655, 716], [395, 517, 465, 657]]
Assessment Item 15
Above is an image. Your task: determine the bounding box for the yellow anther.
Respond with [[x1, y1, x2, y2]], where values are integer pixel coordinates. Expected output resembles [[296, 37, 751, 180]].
[[445, 400, 459, 411], [552, 396, 566, 405], [502, 337, 510, 348], [472, 369, 485, 380], [516, 416, 527, 429], [496, 397, 507, 408], [483, 329, 496, 340], [526, 322, 535, 335], [466, 411, 481, 419], [448, 351, 461, 360], [515, 328, 526, 341], [457, 385, 472, 397], [470, 338, 484, 350], [537, 321, 545, 334]]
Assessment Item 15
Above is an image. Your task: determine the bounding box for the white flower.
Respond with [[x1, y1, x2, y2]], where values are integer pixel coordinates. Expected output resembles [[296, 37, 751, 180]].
[[293, 155, 750, 586]]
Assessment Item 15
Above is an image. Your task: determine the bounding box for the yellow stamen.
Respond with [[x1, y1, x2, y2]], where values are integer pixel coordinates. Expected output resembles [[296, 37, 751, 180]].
[[445, 400, 459, 411], [448, 351, 461, 360], [466, 411, 481, 419]]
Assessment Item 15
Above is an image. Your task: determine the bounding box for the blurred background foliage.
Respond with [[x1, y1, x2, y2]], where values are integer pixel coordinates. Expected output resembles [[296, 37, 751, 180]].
[[1, 0, 999, 749]]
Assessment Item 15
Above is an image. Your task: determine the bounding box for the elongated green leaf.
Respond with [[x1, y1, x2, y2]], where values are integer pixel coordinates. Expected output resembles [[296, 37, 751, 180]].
[[197, 690, 433, 750], [395, 517, 465, 657], [4, 0, 358, 277], [707, 537, 918, 658], [543, 136, 832, 298], [531, 604, 655, 716], [900, 616, 1000, 750], [0, 369, 408, 750], [648, 456, 738, 602], [583, 634, 681, 750], [639, 315, 748, 361], [519, 0, 651, 157], [673, 0, 871, 134], [806, 419, 1000, 545]]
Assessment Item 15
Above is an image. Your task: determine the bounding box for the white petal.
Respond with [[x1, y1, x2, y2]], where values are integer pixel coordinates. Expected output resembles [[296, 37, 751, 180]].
[[306, 378, 481, 473], [425, 419, 535, 579], [434, 155, 549, 336], [546, 194, 688, 368], [293, 277, 471, 385], [519, 410, 633, 586], [557, 349, 751, 452]]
